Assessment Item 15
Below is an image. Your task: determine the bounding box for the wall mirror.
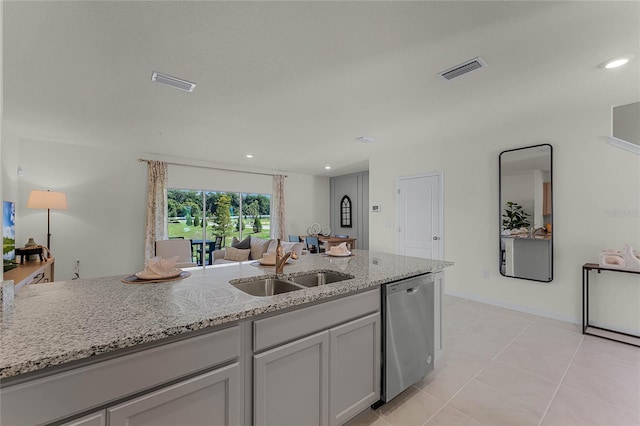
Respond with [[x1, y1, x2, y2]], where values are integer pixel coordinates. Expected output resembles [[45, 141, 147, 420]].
[[499, 144, 553, 282]]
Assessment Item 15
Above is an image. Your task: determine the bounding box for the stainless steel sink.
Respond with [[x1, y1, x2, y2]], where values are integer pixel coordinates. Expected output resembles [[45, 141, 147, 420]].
[[288, 271, 354, 287], [231, 278, 305, 297]]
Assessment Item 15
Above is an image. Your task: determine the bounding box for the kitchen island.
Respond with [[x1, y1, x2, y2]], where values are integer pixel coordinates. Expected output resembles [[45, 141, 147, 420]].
[[1, 250, 452, 426]]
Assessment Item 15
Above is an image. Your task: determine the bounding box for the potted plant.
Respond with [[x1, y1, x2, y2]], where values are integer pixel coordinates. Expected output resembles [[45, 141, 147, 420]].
[[502, 201, 531, 230]]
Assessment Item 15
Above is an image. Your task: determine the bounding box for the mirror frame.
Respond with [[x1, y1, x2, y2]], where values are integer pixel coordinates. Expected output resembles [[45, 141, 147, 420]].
[[499, 143, 553, 282]]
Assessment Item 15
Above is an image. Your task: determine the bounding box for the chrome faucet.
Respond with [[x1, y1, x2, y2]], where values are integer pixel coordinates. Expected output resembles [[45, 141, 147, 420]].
[[275, 239, 293, 274]]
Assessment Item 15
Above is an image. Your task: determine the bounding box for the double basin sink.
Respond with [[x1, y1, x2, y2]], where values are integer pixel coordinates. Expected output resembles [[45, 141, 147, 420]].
[[231, 271, 354, 297]]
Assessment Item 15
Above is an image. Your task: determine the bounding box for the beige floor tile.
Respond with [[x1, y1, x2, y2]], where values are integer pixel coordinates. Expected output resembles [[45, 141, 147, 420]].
[[462, 313, 532, 343], [539, 411, 578, 426], [512, 322, 582, 362], [534, 316, 582, 334], [443, 295, 465, 308], [437, 346, 493, 377], [572, 346, 640, 387], [415, 364, 472, 402], [377, 386, 444, 426], [561, 363, 640, 413], [424, 405, 483, 426], [445, 330, 509, 359], [497, 343, 569, 383], [476, 360, 557, 410], [442, 320, 466, 341], [580, 335, 640, 365], [444, 308, 483, 331], [343, 408, 389, 426], [449, 299, 499, 319], [490, 306, 538, 322], [449, 379, 544, 426], [548, 385, 640, 426]]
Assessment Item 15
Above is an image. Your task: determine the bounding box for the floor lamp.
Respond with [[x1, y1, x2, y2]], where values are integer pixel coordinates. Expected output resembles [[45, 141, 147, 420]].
[[26, 190, 68, 256]]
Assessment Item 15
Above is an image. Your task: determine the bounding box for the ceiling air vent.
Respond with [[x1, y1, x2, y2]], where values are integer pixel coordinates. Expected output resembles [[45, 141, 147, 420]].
[[439, 57, 487, 81], [151, 71, 196, 92]]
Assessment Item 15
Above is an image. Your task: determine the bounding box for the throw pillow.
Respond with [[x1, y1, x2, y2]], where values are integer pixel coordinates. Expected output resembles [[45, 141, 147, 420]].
[[223, 247, 251, 262], [231, 235, 252, 250], [250, 236, 273, 260]]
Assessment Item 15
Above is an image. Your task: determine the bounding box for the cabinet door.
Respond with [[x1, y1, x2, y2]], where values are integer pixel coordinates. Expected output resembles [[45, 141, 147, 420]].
[[108, 363, 239, 426], [61, 411, 106, 426], [254, 331, 329, 426], [329, 313, 380, 426]]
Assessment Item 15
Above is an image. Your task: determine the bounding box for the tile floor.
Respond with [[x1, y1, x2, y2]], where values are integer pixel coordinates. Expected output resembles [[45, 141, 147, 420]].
[[346, 295, 640, 426]]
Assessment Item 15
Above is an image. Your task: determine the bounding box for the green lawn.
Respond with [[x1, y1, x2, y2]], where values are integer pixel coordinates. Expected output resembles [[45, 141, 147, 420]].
[[168, 219, 271, 247]]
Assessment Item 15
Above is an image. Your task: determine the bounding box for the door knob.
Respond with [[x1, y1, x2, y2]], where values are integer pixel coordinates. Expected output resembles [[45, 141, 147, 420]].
[[433, 236, 440, 240]]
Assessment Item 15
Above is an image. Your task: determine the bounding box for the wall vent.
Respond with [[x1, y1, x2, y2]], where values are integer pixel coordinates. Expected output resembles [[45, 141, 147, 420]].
[[151, 71, 196, 92], [439, 57, 487, 81]]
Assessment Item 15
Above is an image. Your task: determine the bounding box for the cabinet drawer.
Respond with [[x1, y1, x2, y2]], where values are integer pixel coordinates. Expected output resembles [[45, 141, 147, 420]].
[[1, 325, 240, 426], [108, 363, 240, 426], [254, 288, 379, 352]]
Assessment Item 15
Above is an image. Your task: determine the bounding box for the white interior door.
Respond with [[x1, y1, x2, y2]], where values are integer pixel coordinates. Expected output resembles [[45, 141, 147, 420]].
[[396, 173, 442, 260]]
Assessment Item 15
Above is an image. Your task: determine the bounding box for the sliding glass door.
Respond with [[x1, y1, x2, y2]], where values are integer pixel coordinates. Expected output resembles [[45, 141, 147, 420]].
[[167, 189, 271, 265]]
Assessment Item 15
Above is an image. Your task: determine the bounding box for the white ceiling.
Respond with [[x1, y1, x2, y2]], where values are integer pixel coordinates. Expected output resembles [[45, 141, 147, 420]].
[[4, 1, 639, 176]]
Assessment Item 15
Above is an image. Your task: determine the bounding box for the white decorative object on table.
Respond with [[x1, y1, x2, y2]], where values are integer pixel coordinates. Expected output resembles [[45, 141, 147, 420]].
[[328, 242, 351, 257], [599, 245, 640, 271], [137, 256, 182, 279], [306, 223, 321, 236]]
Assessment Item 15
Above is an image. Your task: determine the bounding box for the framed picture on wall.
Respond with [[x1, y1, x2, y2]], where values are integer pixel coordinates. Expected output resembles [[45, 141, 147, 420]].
[[3, 200, 16, 261]]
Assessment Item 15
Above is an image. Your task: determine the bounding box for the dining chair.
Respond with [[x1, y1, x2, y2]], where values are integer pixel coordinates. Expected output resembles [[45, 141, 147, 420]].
[[288, 235, 301, 242], [155, 239, 197, 268], [214, 236, 223, 250], [305, 236, 325, 254]]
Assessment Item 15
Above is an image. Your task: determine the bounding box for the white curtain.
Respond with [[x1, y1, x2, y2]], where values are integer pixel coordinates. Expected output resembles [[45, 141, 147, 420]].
[[144, 161, 168, 261], [271, 175, 286, 241]]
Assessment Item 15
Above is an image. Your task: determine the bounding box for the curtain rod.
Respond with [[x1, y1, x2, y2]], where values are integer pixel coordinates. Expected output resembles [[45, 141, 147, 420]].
[[138, 158, 287, 178]]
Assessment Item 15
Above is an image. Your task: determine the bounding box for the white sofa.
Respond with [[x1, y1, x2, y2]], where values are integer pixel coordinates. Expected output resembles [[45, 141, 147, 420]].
[[211, 236, 305, 265]]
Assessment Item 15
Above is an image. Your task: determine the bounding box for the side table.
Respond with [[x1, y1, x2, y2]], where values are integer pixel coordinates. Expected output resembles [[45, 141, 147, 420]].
[[582, 263, 640, 347]]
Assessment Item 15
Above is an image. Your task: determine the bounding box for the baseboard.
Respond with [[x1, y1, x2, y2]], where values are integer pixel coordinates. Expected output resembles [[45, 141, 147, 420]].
[[443, 289, 580, 325]]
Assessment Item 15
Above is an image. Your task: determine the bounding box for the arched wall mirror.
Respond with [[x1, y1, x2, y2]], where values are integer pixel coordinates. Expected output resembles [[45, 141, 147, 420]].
[[499, 144, 553, 282]]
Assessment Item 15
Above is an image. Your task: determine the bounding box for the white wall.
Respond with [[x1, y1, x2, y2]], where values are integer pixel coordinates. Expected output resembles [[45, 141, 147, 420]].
[[17, 138, 147, 280], [369, 107, 640, 332], [12, 139, 329, 280]]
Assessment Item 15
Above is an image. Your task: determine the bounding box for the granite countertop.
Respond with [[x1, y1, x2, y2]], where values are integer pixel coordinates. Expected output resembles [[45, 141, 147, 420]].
[[0, 250, 452, 379]]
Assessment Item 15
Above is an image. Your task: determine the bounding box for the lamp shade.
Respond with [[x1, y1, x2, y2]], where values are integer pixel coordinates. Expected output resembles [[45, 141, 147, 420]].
[[26, 190, 68, 210]]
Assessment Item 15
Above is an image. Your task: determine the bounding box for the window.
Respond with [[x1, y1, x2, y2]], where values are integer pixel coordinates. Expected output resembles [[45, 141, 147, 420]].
[[340, 195, 352, 228], [168, 189, 271, 263]]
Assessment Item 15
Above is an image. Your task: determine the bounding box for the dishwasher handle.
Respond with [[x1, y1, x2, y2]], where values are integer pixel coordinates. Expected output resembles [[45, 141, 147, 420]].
[[386, 274, 433, 294]]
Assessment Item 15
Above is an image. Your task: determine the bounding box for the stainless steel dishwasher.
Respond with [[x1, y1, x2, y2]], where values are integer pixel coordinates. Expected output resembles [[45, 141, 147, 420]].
[[378, 273, 435, 404]]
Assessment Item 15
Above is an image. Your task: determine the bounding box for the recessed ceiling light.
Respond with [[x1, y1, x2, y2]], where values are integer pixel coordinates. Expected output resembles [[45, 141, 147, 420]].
[[151, 71, 196, 92], [600, 55, 634, 69], [356, 136, 375, 143], [246, 154, 254, 158], [325, 165, 331, 170]]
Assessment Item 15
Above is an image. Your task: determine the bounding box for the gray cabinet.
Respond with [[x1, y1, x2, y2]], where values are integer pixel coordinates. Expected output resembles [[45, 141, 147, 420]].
[[1, 325, 241, 426], [61, 411, 106, 426], [252, 289, 381, 426], [108, 363, 240, 426], [254, 332, 330, 426], [329, 313, 380, 426]]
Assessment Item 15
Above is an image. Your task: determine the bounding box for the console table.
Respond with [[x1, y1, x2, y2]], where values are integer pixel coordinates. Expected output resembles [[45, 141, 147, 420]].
[[582, 263, 640, 347], [3, 258, 55, 292]]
